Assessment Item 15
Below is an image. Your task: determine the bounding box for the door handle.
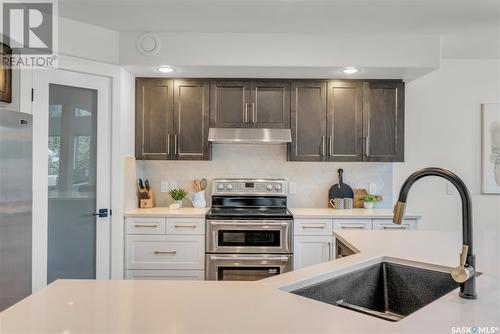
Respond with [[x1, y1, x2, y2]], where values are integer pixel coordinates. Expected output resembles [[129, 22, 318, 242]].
[[91, 209, 108, 218], [301, 224, 326, 229], [327, 242, 332, 260], [209, 256, 289, 262], [154, 251, 177, 255], [365, 136, 370, 156]]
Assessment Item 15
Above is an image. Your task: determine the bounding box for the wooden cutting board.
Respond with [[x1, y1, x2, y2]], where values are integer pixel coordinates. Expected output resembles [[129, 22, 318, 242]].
[[353, 189, 368, 208]]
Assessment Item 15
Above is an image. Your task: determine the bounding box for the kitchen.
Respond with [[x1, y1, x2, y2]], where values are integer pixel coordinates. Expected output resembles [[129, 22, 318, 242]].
[[0, 1, 499, 333]]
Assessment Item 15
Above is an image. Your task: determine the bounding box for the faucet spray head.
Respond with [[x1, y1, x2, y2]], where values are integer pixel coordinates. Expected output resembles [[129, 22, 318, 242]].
[[393, 201, 406, 225]]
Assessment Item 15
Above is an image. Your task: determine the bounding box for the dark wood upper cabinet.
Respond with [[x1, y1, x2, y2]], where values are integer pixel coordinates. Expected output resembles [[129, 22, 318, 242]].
[[136, 78, 173, 160], [250, 80, 290, 128], [289, 81, 327, 161], [173, 79, 210, 160], [210, 80, 250, 127], [326, 81, 363, 162], [136, 78, 210, 161], [363, 81, 404, 162]]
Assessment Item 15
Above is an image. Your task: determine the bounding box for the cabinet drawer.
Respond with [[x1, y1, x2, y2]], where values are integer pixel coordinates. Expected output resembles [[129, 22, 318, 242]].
[[126, 218, 166, 234], [126, 269, 204, 281], [294, 219, 332, 236], [166, 217, 204, 235], [127, 235, 204, 270], [373, 219, 416, 230], [333, 219, 372, 230]]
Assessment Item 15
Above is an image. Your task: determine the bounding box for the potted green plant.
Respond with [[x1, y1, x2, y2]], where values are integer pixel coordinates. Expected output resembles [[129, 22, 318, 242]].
[[168, 188, 187, 208], [361, 194, 382, 209]]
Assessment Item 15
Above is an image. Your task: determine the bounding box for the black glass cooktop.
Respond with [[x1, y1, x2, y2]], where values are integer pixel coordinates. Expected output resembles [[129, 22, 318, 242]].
[[206, 207, 293, 220]]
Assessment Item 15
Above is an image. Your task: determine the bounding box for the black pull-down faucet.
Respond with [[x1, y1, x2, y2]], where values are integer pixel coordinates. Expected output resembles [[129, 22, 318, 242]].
[[393, 167, 477, 299]]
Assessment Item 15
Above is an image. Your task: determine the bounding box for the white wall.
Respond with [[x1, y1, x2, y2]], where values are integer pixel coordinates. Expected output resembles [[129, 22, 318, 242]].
[[395, 59, 500, 232], [139, 145, 393, 209]]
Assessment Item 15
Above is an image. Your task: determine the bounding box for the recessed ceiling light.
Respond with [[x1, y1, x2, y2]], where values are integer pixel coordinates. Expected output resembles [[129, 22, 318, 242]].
[[157, 66, 174, 73], [341, 67, 360, 74]]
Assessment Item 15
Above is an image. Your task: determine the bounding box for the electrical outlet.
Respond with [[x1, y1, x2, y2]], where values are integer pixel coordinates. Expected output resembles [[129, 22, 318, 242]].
[[446, 182, 456, 195], [161, 181, 169, 193], [369, 183, 377, 194], [289, 182, 297, 194]]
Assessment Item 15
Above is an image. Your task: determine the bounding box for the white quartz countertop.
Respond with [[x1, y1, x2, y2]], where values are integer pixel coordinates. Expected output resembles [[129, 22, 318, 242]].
[[124, 207, 209, 217], [124, 207, 421, 219], [289, 208, 421, 219], [1, 231, 498, 333]]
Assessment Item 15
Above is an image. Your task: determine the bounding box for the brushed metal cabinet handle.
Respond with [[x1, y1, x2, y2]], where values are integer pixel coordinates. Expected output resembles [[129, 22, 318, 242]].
[[340, 225, 366, 229], [134, 224, 158, 228], [154, 251, 177, 255], [244, 103, 248, 123], [302, 224, 326, 229], [167, 134, 171, 155], [329, 136, 333, 156], [174, 224, 197, 228], [327, 242, 332, 260], [321, 136, 326, 156], [174, 134, 178, 155], [365, 136, 370, 156], [252, 103, 256, 124]]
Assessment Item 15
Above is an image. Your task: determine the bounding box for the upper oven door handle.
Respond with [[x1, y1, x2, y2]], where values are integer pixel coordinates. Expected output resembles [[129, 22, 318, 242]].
[[209, 221, 289, 227]]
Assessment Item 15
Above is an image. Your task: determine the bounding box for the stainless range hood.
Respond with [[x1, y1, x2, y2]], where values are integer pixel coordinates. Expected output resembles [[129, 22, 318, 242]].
[[208, 128, 292, 144]]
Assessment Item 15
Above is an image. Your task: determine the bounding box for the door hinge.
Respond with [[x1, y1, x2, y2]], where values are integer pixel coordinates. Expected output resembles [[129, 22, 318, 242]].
[[31, 88, 34, 102]]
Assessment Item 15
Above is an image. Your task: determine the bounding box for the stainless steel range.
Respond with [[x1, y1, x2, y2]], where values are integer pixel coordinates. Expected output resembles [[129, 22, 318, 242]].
[[205, 178, 293, 281]]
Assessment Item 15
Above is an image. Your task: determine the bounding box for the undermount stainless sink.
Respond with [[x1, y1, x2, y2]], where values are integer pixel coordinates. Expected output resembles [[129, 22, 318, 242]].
[[291, 261, 460, 321]]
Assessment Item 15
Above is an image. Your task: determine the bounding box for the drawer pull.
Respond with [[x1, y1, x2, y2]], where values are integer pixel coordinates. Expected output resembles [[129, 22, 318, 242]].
[[302, 224, 326, 229], [382, 226, 407, 230], [134, 224, 158, 228], [174, 224, 197, 228], [340, 225, 366, 229], [154, 251, 177, 255]]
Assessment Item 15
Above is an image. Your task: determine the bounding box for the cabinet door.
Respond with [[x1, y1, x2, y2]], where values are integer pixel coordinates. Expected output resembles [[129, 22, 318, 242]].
[[289, 81, 327, 161], [173, 80, 210, 160], [136, 78, 174, 160], [210, 80, 251, 127], [294, 235, 333, 270], [249, 80, 290, 128], [363, 81, 404, 162], [326, 81, 363, 161]]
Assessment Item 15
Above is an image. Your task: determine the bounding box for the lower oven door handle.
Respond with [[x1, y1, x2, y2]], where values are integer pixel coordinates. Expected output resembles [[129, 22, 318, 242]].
[[209, 256, 290, 262], [209, 221, 289, 227]]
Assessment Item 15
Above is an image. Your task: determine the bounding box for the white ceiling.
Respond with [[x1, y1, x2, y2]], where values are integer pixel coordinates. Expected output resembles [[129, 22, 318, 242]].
[[59, 0, 499, 34]]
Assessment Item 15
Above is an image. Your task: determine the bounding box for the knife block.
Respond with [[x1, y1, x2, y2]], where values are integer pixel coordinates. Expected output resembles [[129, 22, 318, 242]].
[[139, 189, 154, 208]]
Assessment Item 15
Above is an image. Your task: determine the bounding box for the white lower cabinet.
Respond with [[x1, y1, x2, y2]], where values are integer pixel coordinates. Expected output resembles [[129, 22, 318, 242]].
[[126, 269, 204, 280], [125, 217, 205, 280], [294, 235, 333, 269]]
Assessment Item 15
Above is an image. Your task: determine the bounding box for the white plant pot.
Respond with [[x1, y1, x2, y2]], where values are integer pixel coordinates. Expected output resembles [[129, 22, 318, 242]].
[[363, 202, 374, 209], [176, 200, 183, 208]]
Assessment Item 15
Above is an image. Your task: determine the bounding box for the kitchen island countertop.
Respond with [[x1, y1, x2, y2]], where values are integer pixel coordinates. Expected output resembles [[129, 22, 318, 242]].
[[1, 230, 497, 333]]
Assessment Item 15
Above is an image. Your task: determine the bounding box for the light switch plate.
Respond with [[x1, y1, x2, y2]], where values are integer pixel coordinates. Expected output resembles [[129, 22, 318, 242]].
[[289, 182, 297, 194], [369, 183, 377, 194], [161, 181, 169, 192]]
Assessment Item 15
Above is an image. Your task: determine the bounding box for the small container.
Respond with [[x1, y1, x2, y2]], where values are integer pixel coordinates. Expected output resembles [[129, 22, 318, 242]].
[[332, 198, 344, 210], [344, 198, 353, 209]]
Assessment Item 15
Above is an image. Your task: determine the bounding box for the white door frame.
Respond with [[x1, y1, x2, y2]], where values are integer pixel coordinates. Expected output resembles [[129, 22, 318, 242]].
[[32, 68, 112, 292]]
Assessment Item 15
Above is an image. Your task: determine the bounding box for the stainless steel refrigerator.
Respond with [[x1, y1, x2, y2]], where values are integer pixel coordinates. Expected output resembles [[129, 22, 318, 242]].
[[0, 109, 32, 311]]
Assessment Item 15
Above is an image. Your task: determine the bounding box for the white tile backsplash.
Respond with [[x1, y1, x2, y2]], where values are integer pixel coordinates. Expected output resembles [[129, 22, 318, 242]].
[[137, 144, 393, 208]]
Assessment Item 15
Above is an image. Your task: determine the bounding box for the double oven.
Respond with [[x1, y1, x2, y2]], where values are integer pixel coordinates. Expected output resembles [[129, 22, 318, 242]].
[[205, 179, 293, 281]]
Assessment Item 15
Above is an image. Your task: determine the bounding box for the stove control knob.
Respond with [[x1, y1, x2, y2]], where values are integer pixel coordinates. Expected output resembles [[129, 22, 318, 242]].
[[226, 184, 233, 190], [275, 184, 281, 190], [217, 184, 224, 190], [266, 184, 273, 191]]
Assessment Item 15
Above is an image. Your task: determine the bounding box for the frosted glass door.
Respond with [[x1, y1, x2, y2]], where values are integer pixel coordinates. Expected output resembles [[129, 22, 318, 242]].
[[47, 84, 98, 283]]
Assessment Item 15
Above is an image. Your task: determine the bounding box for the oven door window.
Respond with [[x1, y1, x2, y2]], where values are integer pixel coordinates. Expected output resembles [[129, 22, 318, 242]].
[[218, 230, 280, 247], [217, 267, 280, 281]]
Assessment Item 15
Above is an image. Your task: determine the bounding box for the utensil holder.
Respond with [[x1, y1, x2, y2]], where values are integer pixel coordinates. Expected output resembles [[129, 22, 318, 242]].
[[189, 191, 206, 208]]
